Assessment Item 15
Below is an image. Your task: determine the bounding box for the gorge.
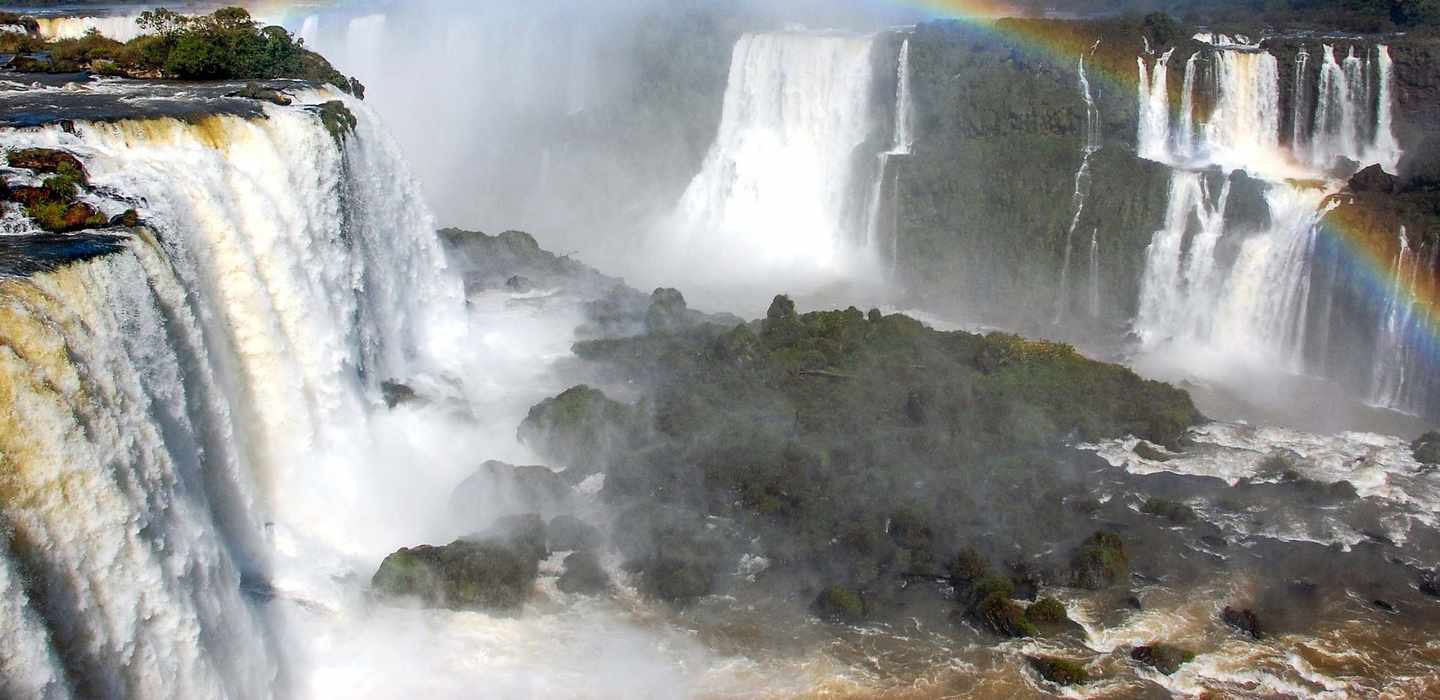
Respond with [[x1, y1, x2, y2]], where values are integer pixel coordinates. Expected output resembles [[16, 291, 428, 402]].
[[3, 1, 1440, 698]]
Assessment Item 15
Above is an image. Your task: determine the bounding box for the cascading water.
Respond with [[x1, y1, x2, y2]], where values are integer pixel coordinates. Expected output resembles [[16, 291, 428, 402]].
[[865, 35, 914, 271], [1137, 49, 1175, 160], [1132, 38, 1420, 415], [671, 31, 881, 279], [0, 91, 464, 698], [1056, 53, 1101, 322]]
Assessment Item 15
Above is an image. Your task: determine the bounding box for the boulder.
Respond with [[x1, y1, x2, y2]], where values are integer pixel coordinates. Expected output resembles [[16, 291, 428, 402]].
[[1140, 497, 1196, 524], [227, 82, 293, 106], [812, 585, 866, 622], [1349, 164, 1397, 194], [547, 514, 601, 551], [480, 513, 548, 563], [505, 275, 535, 293], [1028, 656, 1089, 686], [380, 380, 417, 408], [1224, 169, 1272, 231], [613, 503, 732, 603], [1257, 449, 1307, 477], [1133, 441, 1174, 462], [974, 592, 1036, 638], [517, 386, 640, 474], [6, 148, 87, 183], [108, 209, 140, 228], [1131, 644, 1195, 675], [1418, 570, 1440, 598], [371, 538, 539, 611], [1412, 431, 1440, 465], [557, 550, 610, 595], [1070, 531, 1129, 590], [449, 460, 572, 523], [644, 287, 689, 334], [1221, 606, 1262, 639]]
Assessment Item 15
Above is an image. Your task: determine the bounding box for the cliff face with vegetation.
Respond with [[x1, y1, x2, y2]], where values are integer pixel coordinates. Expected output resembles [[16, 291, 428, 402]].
[[894, 15, 1440, 340]]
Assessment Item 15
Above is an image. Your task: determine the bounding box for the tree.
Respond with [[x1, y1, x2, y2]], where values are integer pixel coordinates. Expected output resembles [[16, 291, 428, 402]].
[[136, 9, 188, 39]]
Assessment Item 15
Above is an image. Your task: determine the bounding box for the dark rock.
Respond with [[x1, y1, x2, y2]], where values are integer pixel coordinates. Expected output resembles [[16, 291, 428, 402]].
[[505, 275, 535, 293], [1225, 169, 1272, 231], [1372, 599, 1397, 613], [547, 515, 601, 551], [315, 101, 358, 143], [1349, 164, 1397, 194], [613, 504, 731, 603], [1257, 449, 1307, 477], [449, 461, 573, 523], [1328, 480, 1359, 500], [371, 538, 538, 611], [812, 585, 867, 622], [1399, 135, 1440, 192], [108, 209, 140, 228], [1221, 606, 1262, 639], [53, 202, 107, 233], [1412, 431, 1440, 465], [1140, 497, 1196, 524], [380, 380, 417, 408], [480, 513, 549, 564], [1419, 570, 1440, 598], [1028, 656, 1089, 686], [5, 148, 87, 183], [974, 591, 1036, 638], [1133, 441, 1174, 462], [518, 386, 640, 475], [1200, 534, 1228, 549], [1131, 644, 1195, 675], [1330, 157, 1361, 179], [1025, 596, 1067, 624], [227, 82, 293, 106], [644, 287, 689, 334], [1125, 594, 1144, 610], [1070, 531, 1129, 590], [557, 550, 610, 595]]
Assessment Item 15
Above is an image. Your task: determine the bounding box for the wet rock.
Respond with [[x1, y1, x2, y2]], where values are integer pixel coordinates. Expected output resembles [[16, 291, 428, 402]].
[[227, 82, 293, 106], [1349, 164, 1397, 194], [1140, 497, 1196, 524], [1200, 534, 1228, 549], [518, 385, 641, 476], [1419, 570, 1440, 598], [480, 513, 549, 563], [547, 514, 601, 552], [108, 209, 140, 228], [1070, 531, 1129, 590], [613, 504, 732, 603], [5, 148, 87, 183], [557, 550, 610, 595], [1028, 656, 1089, 686], [974, 592, 1036, 638], [449, 461, 573, 522], [50, 202, 107, 234], [1412, 431, 1440, 465], [1328, 480, 1359, 500], [1221, 606, 1263, 639], [505, 275, 535, 293], [1131, 644, 1196, 675], [380, 380, 417, 408], [1372, 599, 1397, 613], [1257, 449, 1307, 477], [1133, 441, 1174, 462], [315, 101, 358, 143], [812, 585, 867, 622], [644, 287, 689, 334], [1125, 594, 1144, 610], [1025, 596, 1067, 624], [1225, 169, 1272, 231], [371, 538, 539, 611]]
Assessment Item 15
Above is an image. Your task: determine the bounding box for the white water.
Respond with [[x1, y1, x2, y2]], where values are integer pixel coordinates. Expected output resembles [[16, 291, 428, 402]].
[[865, 36, 914, 272], [1132, 41, 1410, 411], [1056, 54, 1101, 322], [669, 31, 882, 297], [32, 15, 148, 42], [0, 91, 464, 698], [1137, 49, 1174, 161]]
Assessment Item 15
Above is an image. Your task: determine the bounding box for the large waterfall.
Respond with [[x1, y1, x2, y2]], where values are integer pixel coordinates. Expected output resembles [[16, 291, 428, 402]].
[[0, 91, 463, 698], [1131, 41, 1429, 415], [671, 31, 882, 279]]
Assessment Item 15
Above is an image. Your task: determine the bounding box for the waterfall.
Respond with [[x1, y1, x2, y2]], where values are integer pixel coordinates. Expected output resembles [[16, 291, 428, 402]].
[[33, 14, 148, 42], [1308, 44, 1395, 170], [1292, 47, 1311, 150], [1372, 46, 1401, 171], [1137, 49, 1174, 160], [1204, 49, 1280, 169], [673, 31, 880, 271], [1056, 54, 1101, 322], [0, 91, 463, 698], [1177, 52, 1199, 158], [865, 36, 914, 264], [1371, 228, 1418, 408], [1088, 227, 1101, 317]]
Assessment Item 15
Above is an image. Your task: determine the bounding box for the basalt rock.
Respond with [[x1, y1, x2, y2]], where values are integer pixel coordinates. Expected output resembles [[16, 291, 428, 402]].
[[1070, 531, 1129, 590], [1028, 656, 1089, 686], [557, 550, 610, 595], [1412, 431, 1440, 465], [1140, 497, 1196, 524], [1350, 164, 1397, 194], [518, 386, 643, 476], [1222, 606, 1263, 639], [547, 514, 601, 552], [228, 82, 293, 106], [6, 148, 87, 183], [380, 380, 417, 408], [1131, 643, 1196, 675], [449, 461, 573, 523], [371, 538, 539, 611]]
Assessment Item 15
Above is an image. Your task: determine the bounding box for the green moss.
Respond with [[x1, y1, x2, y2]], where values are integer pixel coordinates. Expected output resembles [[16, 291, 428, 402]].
[[1140, 497, 1197, 524], [1131, 644, 1196, 675], [974, 593, 1037, 638], [1070, 531, 1129, 590], [316, 100, 358, 143], [947, 546, 989, 584], [813, 585, 866, 622], [1026, 597, 1068, 624], [372, 539, 539, 611], [1028, 656, 1090, 685]]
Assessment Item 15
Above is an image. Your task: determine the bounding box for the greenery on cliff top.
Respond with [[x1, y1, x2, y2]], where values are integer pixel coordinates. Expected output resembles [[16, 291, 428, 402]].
[[519, 292, 1202, 607], [0, 7, 362, 95]]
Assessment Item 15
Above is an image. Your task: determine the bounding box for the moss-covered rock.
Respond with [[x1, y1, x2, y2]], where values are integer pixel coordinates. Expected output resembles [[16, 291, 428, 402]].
[[1413, 431, 1440, 465], [1028, 656, 1090, 686], [371, 538, 539, 611], [974, 592, 1037, 638], [1222, 606, 1263, 639], [557, 550, 610, 595], [315, 100, 358, 143], [1025, 597, 1068, 624], [1140, 497, 1197, 524], [547, 515, 601, 552], [518, 386, 641, 476], [812, 585, 867, 622], [1070, 531, 1129, 590], [1131, 643, 1196, 675], [1133, 442, 1175, 462], [612, 503, 732, 603], [6, 148, 87, 183]]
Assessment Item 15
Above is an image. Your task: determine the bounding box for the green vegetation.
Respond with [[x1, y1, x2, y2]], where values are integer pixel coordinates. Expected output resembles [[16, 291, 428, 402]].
[[371, 539, 539, 611], [1025, 597, 1069, 625], [0, 7, 362, 95], [1140, 497, 1197, 524], [812, 585, 867, 622], [1028, 656, 1090, 686], [1131, 643, 1196, 675], [1070, 531, 1130, 589], [3, 148, 113, 233]]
